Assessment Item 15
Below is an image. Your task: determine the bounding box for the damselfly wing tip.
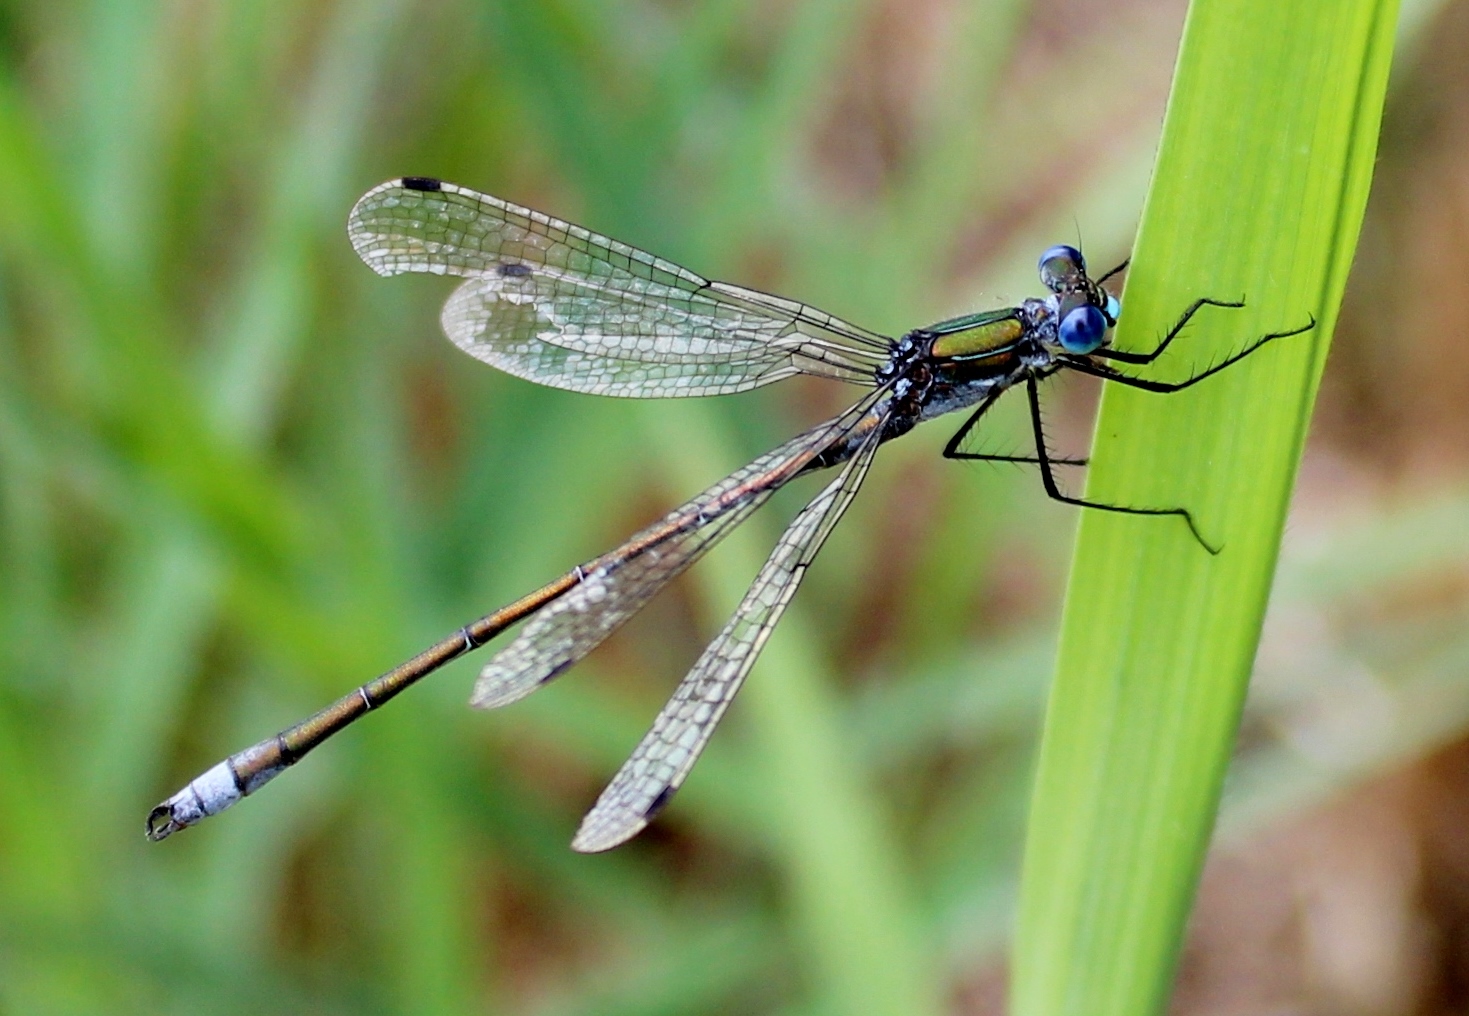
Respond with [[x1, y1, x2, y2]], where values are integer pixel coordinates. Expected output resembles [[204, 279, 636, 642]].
[[571, 783, 675, 852], [570, 816, 646, 854], [467, 671, 524, 710], [346, 178, 443, 280], [470, 658, 570, 710]]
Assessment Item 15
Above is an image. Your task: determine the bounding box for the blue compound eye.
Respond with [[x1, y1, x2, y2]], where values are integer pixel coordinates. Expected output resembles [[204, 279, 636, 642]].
[[1059, 304, 1107, 353], [1038, 245, 1086, 292]]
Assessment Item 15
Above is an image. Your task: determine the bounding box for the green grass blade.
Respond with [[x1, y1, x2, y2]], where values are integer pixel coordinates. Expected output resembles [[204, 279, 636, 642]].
[[1012, 1, 1400, 1013]]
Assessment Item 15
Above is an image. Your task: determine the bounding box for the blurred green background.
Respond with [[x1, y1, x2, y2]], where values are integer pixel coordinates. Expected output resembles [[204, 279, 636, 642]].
[[3, 1, 1469, 1013]]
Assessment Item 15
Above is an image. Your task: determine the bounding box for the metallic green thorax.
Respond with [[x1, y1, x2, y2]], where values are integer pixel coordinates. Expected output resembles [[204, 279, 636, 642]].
[[926, 308, 1025, 361]]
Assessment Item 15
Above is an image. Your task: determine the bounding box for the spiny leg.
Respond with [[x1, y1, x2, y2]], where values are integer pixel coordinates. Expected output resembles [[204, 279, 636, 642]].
[[949, 449, 1089, 467], [1022, 376, 1217, 553], [942, 387, 1087, 468], [1093, 296, 1246, 366], [1065, 315, 1317, 393]]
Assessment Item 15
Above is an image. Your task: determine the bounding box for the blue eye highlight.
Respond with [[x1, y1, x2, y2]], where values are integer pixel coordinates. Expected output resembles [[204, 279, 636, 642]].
[[1038, 245, 1086, 292], [1059, 305, 1107, 353], [1039, 244, 1084, 272]]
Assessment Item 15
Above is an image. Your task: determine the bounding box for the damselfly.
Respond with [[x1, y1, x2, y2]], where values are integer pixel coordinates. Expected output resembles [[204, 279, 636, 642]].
[[147, 177, 1312, 852]]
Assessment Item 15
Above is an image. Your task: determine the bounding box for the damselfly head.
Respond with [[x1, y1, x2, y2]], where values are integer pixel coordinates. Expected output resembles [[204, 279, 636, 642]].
[[1038, 245, 1121, 353], [1038, 245, 1087, 293], [1055, 292, 1110, 353]]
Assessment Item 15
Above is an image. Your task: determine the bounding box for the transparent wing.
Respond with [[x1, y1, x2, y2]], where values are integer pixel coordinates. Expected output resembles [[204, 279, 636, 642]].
[[570, 411, 887, 853], [348, 178, 889, 397], [469, 393, 886, 711]]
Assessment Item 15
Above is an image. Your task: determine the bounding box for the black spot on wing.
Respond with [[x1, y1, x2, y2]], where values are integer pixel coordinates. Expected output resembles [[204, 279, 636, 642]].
[[540, 659, 573, 685], [643, 785, 676, 820], [401, 176, 442, 192], [498, 262, 532, 278]]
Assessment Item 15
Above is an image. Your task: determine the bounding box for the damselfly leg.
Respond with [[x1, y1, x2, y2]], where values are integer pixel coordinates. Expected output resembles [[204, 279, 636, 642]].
[[1065, 302, 1318, 394], [1091, 296, 1245, 365], [946, 300, 1318, 554], [942, 388, 1087, 467]]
